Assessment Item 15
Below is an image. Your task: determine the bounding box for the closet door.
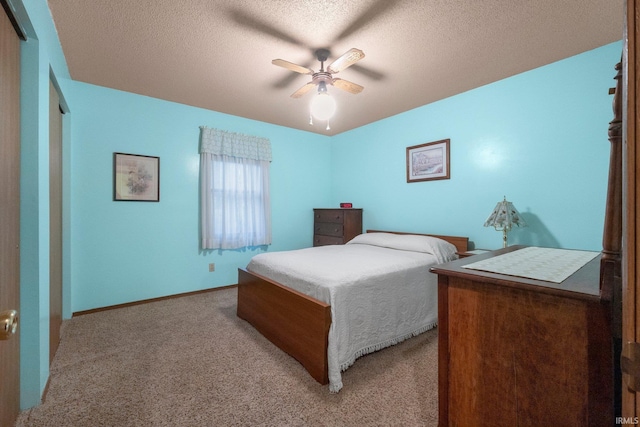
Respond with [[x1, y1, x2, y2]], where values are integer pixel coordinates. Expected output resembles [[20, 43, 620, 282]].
[[0, 4, 21, 426], [49, 81, 63, 364]]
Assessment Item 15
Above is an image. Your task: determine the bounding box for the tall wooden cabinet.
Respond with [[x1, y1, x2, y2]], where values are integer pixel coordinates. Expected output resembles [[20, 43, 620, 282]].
[[622, 0, 640, 417], [313, 208, 362, 246], [431, 246, 612, 427]]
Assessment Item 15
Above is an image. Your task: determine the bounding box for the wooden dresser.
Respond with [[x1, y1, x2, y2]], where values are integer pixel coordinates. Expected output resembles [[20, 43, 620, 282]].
[[430, 246, 612, 427], [313, 208, 362, 246]]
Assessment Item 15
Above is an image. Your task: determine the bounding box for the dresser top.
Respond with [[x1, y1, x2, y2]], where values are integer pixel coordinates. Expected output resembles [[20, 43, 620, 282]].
[[430, 245, 603, 302]]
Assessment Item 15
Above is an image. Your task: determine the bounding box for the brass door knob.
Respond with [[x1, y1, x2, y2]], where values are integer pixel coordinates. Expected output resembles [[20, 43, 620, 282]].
[[0, 310, 18, 340]]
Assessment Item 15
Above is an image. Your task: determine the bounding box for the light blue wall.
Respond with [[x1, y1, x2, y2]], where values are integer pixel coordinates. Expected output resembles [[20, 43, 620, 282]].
[[16, 0, 73, 409], [15, 0, 331, 408], [330, 42, 621, 251], [67, 82, 331, 312]]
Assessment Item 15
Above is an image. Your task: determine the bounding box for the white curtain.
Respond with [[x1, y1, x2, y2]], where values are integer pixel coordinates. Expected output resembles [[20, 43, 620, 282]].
[[200, 127, 272, 249]]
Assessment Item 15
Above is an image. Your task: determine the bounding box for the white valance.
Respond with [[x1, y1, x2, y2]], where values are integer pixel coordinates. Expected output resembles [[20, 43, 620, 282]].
[[200, 126, 272, 162]]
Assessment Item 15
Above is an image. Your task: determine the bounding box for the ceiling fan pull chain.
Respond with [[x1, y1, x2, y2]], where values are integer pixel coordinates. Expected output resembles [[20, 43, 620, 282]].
[[326, 119, 331, 131], [309, 113, 313, 125]]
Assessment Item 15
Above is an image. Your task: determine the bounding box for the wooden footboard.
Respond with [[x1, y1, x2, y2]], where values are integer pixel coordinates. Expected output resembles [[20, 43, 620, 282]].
[[237, 268, 331, 384]]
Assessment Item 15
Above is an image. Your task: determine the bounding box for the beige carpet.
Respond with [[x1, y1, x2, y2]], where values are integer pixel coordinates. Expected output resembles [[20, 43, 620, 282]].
[[16, 287, 439, 426]]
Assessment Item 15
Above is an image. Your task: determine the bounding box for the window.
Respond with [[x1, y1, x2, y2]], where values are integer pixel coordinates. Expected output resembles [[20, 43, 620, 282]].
[[200, 127, 272, 249]]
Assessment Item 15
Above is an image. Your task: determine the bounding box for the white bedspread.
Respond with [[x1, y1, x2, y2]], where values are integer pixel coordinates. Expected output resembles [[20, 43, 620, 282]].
[[247, 241, 444, 392]]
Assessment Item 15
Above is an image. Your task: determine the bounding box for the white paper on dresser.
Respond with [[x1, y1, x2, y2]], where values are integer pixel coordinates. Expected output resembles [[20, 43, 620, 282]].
[[461, 246, 599, 283]]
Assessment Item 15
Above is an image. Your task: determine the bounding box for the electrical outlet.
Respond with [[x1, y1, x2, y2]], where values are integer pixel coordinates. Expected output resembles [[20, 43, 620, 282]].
[[208, 263, 215, 272]]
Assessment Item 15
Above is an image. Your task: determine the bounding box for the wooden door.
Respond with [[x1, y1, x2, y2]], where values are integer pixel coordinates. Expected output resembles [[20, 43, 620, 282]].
[[49, 81, 62, 364], [623, 0, 640, 417], [0, 4, 21, 426]]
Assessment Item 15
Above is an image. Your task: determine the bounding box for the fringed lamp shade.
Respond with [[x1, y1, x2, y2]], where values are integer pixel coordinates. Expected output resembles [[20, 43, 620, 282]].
[[484, 196, 527, 248]]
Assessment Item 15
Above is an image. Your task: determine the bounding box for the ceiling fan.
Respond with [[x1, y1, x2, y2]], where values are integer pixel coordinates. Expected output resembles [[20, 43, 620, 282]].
[[272, 48, 365, 99]]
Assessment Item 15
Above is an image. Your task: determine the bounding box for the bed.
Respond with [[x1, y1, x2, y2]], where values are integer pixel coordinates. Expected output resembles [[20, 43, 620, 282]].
[[236, 229, 469, 392]]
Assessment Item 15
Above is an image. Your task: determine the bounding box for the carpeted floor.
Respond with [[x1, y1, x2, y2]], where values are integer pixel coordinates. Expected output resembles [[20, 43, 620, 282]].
[[15, 287, 439, 426]]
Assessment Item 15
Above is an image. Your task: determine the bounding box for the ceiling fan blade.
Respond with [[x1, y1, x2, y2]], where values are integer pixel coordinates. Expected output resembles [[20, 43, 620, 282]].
[[331, 0, 399, 43], [327, 48, 365, 74], [273, 71, 306, 89], [272, 59, 314, 75], [229, 9, 306, 47], [350, 63, 385, 81], [291, 82, 316, 98], [332, 78, 364, 94]]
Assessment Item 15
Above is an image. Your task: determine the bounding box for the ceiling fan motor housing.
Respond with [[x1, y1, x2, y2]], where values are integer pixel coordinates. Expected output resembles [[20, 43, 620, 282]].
[[315, 48, 331, 63], [313, 72, 333, 91]]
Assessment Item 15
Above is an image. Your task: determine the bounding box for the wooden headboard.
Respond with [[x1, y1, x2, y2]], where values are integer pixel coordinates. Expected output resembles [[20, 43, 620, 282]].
[[366, 229, 469, 254]]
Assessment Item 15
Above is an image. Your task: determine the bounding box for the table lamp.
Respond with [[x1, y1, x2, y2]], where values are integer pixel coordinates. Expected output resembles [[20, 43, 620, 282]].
[[484, 196, 527, 248]]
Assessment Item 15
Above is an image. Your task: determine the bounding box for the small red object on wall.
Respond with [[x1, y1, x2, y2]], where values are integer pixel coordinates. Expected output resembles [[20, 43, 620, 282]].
[[340, 203, 353, 208]]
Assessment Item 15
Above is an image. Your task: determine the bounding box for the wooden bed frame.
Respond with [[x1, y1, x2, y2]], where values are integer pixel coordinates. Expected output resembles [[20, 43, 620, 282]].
[[236, 229, 469, 385]]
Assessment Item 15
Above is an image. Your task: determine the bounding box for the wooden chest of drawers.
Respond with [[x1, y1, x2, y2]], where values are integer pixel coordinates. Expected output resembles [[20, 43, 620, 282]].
[[313, 208, 362, 246], [430, 246, 612, 426]]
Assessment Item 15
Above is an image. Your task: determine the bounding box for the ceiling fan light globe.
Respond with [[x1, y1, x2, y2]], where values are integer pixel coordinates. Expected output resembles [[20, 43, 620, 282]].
[[310, 93, 336, 121]]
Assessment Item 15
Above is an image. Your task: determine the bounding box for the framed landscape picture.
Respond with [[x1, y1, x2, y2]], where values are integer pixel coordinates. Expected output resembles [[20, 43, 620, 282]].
[[406, 139, 450, 183], [113, 152, 160, 201]]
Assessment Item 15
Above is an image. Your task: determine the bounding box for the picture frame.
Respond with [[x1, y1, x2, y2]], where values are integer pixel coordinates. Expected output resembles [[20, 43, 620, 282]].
[[406, 139, 450, 183], [113, 152, 160, 201]]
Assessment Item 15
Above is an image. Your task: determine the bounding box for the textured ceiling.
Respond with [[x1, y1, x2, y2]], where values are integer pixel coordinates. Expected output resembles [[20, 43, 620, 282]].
[[47, 0, 623, 136]]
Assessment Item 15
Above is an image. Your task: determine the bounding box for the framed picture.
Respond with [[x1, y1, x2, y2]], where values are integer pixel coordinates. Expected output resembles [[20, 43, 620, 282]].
[[113, 153, 160, 201], [406, 139, 450, 183]]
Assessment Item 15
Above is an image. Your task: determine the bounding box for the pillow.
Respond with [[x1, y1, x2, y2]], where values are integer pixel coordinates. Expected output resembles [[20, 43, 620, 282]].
[[346, 232, 457, 263]]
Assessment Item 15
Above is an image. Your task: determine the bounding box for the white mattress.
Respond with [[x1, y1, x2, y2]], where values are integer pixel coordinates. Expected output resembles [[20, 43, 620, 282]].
[[246, 237, 448, 392]]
